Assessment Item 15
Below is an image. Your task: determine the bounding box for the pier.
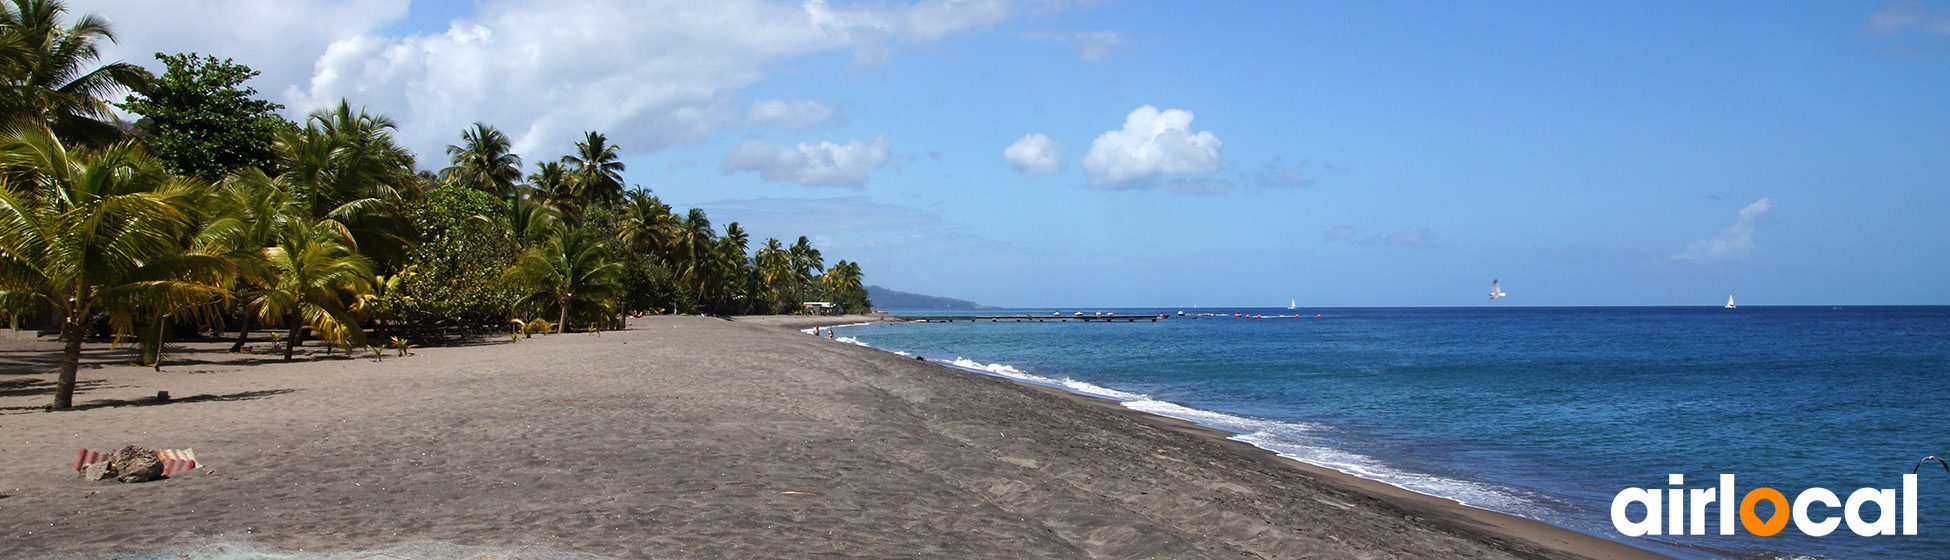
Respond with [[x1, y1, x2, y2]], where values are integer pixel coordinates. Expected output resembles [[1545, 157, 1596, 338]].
[[896, 314, 1169, 323]]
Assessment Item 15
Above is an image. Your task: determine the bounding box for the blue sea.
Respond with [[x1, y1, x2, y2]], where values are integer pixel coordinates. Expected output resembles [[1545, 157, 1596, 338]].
[[833, 306, 1950, 560]]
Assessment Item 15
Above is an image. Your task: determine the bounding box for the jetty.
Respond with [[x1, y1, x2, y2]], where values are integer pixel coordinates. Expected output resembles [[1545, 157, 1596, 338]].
[[897, 314, 1169, 323]]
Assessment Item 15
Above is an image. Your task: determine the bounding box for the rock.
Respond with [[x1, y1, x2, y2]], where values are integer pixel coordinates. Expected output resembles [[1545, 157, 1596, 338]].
[[107, 445, 163, 483], [80, 461, 111, 481]]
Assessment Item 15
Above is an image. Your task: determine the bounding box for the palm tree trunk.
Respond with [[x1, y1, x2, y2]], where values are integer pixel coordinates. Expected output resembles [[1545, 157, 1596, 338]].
[[229, 311, 253, 353], [284, 317, 303, 361], [53, 312, 83, 410], [557, 294, 570, 334]]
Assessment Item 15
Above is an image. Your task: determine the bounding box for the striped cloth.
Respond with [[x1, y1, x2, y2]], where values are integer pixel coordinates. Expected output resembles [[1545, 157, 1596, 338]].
[[74, 448, 200, 477]]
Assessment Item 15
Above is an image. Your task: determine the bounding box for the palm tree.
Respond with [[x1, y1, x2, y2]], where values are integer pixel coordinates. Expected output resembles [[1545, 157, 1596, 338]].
[[197, 167, 302, 352], [560, 131, 623, 207], [243, 216, 373, 360], [670, 208, 716, 308], [272, 101, 419, 266], [788, 236, 823, 284], [714, 222, 752, 313], [822, 259, 867, 313], [0, 0, 150, 145], [754, 238, 791, 313], [615, 188, 674, 259], [441, 122, 521, 198], [0, 126, 228, 409], [503, 225, 624, 333], [525, 160, 579, 219]]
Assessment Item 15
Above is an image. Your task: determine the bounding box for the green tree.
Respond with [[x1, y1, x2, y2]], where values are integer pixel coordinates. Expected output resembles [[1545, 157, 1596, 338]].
[[0, 0, 149, 145], [273, 101, 419, 267], [118, 53, 289, 181], [822, 259, 869, 313], [561, 131, 623, 207], [441, 122, 521, 198], [389, 186, 520, 336], [503, 225, 624, 333], [243, 216, 372, 360], [0, 127, 228, 409]]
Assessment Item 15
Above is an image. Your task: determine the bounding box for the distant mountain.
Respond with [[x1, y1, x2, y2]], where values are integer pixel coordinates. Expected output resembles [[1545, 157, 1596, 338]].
[[866, 285, 995, 310]]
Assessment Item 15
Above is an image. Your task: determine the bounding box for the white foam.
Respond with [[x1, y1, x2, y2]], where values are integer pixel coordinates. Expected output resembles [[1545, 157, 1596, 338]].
[[834, 336, 870, 347], [946, 358, 1149, 401], [919, 355, 1541, 519]]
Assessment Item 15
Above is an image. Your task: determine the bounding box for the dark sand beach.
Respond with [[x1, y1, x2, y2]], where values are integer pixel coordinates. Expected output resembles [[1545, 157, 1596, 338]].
[[1, 316, 1664, 559]]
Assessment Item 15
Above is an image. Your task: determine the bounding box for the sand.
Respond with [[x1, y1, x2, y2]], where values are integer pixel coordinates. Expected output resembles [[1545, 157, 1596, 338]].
[[0, 315, 1665, 559]]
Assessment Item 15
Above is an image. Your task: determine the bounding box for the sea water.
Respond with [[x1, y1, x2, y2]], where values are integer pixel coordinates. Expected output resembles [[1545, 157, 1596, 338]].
[[837, 307, 1950, 560]]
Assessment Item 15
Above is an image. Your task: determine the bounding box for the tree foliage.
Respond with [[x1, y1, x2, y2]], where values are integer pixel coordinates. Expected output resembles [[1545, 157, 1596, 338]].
[[118, 52, 289, 182]]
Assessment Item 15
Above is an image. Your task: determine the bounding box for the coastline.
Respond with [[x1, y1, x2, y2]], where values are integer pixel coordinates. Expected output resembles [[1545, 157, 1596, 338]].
[[2, 315, 1664, 559]]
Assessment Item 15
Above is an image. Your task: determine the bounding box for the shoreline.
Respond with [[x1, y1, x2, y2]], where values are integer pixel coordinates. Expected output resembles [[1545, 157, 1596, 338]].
[[4, 315, 1667, 559], [817, 320, 1677, 560]]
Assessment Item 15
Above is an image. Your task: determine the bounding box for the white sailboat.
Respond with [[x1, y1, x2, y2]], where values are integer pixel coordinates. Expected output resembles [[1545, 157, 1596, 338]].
[[1725, 295, 1736, 309], [1288, 299, 1297, 310], [1489, 279, 1507, 299]]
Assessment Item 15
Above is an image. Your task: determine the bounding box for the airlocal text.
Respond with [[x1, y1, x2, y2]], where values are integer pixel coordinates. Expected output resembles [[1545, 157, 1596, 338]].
[[1612, 474, 1918, 537]]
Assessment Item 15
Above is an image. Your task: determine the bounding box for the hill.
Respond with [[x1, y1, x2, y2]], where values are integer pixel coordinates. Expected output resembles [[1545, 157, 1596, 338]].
[[866, 285, 994, 310]]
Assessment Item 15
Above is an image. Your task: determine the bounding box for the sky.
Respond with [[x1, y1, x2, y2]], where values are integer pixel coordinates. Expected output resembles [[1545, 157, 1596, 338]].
[[66, 0, 1950, 307]]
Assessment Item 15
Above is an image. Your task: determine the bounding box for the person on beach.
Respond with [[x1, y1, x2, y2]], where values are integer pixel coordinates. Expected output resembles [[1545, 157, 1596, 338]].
[[827, 330, 835, 340]]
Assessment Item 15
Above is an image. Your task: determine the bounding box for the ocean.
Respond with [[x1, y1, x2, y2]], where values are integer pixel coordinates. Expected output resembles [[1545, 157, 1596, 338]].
[[832, 306, 1950, 560]]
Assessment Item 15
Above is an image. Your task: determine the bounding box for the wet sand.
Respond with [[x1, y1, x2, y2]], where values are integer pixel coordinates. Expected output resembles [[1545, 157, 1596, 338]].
[[0, 315, 1663, 559]]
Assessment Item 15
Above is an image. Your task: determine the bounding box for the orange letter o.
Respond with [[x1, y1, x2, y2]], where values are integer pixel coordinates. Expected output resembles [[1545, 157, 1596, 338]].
[[1741, 488, 1790, 536]]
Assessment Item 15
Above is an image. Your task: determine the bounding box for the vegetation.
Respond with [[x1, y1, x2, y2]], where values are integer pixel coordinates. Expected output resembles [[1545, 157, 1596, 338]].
[[0, 1, 874, 410]]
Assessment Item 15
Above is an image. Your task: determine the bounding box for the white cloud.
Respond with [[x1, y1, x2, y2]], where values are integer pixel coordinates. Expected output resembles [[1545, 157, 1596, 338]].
[[1674, 198, 1773, 263], [746, 98, 838, 131], [73, 0, 1056, 165], [720, 136, 894, 188], [1081, 105, 1226, 189], [69, 0, 407, 106], [1001, 133, 1065, 175]]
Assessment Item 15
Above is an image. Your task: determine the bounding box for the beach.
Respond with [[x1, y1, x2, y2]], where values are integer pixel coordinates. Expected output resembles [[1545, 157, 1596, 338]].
[[1, 316, 1661, 559]]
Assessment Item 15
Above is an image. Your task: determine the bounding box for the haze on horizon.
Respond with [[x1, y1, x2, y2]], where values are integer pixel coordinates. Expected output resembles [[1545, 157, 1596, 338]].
[[72, 0, 1950, 308]]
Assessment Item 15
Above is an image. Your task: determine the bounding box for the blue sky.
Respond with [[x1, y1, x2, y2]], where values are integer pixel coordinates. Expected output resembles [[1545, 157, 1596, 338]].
[[76, 1, 1950, 306]]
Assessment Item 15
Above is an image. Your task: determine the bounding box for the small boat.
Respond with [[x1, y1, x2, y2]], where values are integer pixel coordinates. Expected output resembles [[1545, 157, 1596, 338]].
[[1489, 279, 1507, 299], [1725, 295, 1736, 309], [1288, 299, 1297, 310]]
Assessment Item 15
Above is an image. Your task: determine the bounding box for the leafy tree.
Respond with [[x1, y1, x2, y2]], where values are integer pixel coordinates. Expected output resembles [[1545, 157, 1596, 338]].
[[273, 101, 420, 267], [503, 224, 624, 333], [118, 52, 289, 181], [389, 186, 519, 336], [561, 131, 623, 207], [441, 122, 521, 197], [0, 0, 149, 145], [0, 126, 228, 409], [243, 216, 372, 360], [822, 259, 870, 313]]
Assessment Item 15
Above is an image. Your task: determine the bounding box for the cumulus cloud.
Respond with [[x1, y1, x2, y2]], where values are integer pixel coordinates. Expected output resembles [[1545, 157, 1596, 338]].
[[1081, 105, 1226, 189], [1674, 198, 1773, 263], [746, 98, 839, 131], [1027, 30, 1124, 62], [70, 0, 407, 103], [720, 136, 894, 188], [1166, 177, 1231, 196], [71, 0, 1061, 162], [1001, 133, 1065, 175], [1325, 225, 1432, 248]]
